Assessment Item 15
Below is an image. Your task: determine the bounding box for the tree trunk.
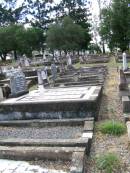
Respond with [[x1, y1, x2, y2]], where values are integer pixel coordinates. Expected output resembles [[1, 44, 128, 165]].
[[102, 41, 105, 54], [14, 50, 17, 60]]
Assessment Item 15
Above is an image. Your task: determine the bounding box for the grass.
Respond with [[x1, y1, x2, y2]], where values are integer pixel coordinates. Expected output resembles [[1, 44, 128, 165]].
[[29, 84, 38, 91], [96, 153, 121, 173], [98, 120, 126, 136]]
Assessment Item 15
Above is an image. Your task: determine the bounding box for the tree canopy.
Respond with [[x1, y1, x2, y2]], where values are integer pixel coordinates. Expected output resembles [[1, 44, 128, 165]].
[[46, 16, 86, 53], [99, 0, 130, 51], [0, 24, 44, 61]]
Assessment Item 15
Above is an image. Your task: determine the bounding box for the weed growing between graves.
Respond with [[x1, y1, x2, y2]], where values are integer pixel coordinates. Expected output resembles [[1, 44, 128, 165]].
[[98, 120, 126, 136], [96, 153, 121, 173]]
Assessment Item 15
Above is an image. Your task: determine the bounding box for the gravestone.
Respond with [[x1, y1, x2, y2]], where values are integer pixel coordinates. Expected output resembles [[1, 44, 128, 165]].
[[119, 69, 128, 90], [37, 69, 43, 85], [123, 52, 128, 71], [0, 87, 4, 101], [51, 63, 57, 81], [9, 69, 28, 97]]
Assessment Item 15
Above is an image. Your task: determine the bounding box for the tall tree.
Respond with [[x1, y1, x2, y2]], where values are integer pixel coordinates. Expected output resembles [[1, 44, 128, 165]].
[[0, 24, 44, 61], [111, 0, 130, 51], [99, 0, 130, 51], [46, 16, 85, 53], [26, 0, 54, 29], [0, 0, 27, 26], [99, 7, 114, 52], [58, 0, 91, 50]]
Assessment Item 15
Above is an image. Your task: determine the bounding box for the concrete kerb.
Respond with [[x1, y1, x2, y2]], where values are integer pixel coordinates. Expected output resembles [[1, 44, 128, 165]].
[[0, 117, 94, 127], [0, 146, 85, 161], [0, 118, 94, 172]]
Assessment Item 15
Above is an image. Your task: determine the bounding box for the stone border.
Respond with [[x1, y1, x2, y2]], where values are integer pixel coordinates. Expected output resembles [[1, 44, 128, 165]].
[[0, 117, 94, 127], [0, 118, 94, 173], [122, 96, 130, 113]]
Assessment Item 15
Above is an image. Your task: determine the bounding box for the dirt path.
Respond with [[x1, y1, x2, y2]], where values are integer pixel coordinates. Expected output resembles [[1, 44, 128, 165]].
[[85, 57, 130, 173]]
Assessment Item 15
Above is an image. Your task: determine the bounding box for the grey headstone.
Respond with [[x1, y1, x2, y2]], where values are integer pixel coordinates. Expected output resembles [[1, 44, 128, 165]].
[[9, 69, 28, 97], [0, 87, 4, 101]]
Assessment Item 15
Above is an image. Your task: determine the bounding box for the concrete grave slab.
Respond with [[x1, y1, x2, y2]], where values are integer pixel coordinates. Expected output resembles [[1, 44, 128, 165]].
[[0, 86, 102, 120]]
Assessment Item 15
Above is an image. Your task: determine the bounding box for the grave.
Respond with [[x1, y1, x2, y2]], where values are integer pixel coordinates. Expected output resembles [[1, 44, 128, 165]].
[[0, 85, 102, 121], [8, 69, 28, 97], [0, 64, 106, 173], [0, 117, 94, 173], [54, 65, 107, 87], [79, 54, 110, 64]]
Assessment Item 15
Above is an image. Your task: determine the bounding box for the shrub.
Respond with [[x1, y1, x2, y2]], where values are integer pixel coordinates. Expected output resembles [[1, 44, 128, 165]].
[[96, 153, 120, 173], [98, 120, 126, 136]]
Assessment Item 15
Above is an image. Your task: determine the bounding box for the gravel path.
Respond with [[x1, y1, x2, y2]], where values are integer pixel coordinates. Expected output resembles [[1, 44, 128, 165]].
[[0, 126, 82, 139], [85, 57, 130, 173]]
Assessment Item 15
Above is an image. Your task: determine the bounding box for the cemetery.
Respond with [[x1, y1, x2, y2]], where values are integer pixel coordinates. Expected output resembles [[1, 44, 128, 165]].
[[0, 0, 130, 172]]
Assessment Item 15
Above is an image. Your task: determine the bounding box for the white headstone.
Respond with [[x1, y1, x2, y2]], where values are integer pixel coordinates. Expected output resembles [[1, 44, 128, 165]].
[[0, 87, 4, 101], [123, 52, 128, 71], [37, 69, 43, 85]]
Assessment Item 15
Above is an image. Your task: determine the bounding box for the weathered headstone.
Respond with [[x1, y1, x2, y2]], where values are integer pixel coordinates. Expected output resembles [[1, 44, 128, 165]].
[[51, 63, 57, 81], [119, 69, 128, 90], [25, 58, 30, 67], [9, 69, 28, 97], [37, 69, 43, 85], [123, 51, 128, 71], [0, 87, 4, 101]]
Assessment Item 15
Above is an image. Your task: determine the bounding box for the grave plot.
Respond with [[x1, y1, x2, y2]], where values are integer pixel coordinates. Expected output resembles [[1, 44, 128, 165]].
[[0, 86, 102, 121], [79, 54, 110, 64], [116, 54, 130, 62], [0, 117, 94, 173], [0, 64, 105, 173], [119, 69, 130, 146], [54, 65, 107, 87]]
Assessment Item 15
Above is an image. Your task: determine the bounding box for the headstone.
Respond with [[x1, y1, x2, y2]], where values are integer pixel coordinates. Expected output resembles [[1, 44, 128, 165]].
[[37, 69, 43, 85], [51, 63, 57, 81], [123, 51, 128, 71], [119, 69, 128, 90], [67, 55, 72, 66], [9, 69, 28, 97], [25, 58, 30, 67], [0, 87, 4, 101]]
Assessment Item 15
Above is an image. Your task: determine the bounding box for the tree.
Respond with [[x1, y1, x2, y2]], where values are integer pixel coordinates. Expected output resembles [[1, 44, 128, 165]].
[[0, 0, 27, 26], [46, 16, 85, 53], [99, 0, 130, 51], [26, 0, 54, 29], [111, 0, 130, 51], [16, 27, 44, 57], [58, 0, 91, 50], [99, 7, 114, 52], [0, 24, 44, 61]]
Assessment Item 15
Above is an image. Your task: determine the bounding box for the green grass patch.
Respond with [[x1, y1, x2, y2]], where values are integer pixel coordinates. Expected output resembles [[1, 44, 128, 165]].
[[98, 120, 126, 136], [96, 153, 121, 173], [29, 84, 38, 91]]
